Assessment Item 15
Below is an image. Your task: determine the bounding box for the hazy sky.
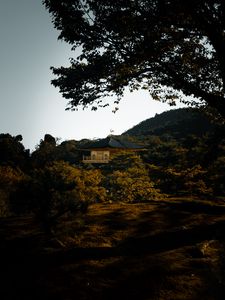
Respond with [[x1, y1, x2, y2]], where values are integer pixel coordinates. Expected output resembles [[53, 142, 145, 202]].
[[0, 0, 183, 150]]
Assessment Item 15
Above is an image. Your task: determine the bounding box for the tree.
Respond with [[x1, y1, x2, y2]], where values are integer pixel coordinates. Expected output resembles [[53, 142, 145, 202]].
[[57, 140, 81, 164], [108, 166, 162, 202], [0, 134, 29, 169], [31, 134, 58, 167], [30, 162, 85, 232], [0, 166, 28, 216], [181, 165, 213, 197], [43, 0, 225, 117], [103, 153, 162, 202], [23, 162, 105, 233]]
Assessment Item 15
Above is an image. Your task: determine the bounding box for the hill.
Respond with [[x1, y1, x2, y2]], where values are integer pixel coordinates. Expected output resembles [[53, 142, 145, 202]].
[[123, 108, 215, 139]]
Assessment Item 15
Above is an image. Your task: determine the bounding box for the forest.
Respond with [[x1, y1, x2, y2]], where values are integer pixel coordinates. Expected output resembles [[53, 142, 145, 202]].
[[1, 108, 225, 223]]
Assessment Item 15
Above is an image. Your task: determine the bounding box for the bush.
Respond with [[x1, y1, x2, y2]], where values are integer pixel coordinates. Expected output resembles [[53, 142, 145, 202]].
[[0, 166, 28, 216], [105, 154, 163, 202], [24, 162, 106, 233]]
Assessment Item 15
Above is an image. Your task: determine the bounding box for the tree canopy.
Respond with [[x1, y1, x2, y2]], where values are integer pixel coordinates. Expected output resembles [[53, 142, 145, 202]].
[[43, 0, 225, 116], [0, 134, 29, 169]]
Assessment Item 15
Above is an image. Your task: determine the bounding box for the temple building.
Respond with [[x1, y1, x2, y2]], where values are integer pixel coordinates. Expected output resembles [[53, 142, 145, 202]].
[[81, 136, 143, 164]]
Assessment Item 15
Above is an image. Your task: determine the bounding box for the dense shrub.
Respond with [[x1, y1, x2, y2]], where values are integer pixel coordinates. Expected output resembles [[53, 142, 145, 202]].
[[0, 166, 28, 216], [104, 153, 163, 202], [107, 166, 162, 202], [22, 161, 106, 232]]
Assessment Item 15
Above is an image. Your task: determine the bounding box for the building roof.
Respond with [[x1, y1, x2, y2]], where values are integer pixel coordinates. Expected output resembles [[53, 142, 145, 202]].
[[81, 136, 143, 150]]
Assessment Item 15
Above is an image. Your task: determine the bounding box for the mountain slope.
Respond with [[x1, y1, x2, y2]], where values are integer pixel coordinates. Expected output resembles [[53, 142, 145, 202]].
[[123, 108, 215, 139]]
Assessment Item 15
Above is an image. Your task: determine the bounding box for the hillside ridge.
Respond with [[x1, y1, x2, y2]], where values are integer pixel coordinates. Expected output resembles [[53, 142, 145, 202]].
[[122, 108, 215, 138]]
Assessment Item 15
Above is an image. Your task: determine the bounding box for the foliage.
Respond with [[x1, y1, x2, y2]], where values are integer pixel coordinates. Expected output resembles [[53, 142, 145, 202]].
[[31, 162, 84, 227], [0, 134, 29, 170], [76, 168, 107, 202], [181, 165, 213, 197], [148, 165, 182, 195], [105, 153, 163, 202], [108, 167, 162, 202], [148, 164, 213, 197], [56, 140, 81, 164], [0, 166, 27, 188], [22, 161, 106, 232], [0, 166, 28, 216], [124, 108, 225, 196], [1, 106, 225, 219], [43, 0, 225, 116], [207, 150, 225, 196], [31, 134, 58, 167], [105, 151, 145, 171]]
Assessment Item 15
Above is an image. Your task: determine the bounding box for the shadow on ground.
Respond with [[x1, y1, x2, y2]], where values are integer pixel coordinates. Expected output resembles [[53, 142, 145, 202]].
[[1, 199, 225, 300]]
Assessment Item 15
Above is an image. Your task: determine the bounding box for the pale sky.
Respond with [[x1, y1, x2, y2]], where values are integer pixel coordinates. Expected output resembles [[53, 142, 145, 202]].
[[0, 0, 184, 150]]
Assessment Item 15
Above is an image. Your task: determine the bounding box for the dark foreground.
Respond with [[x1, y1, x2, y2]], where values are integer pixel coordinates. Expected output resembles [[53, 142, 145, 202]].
[[1, 198, 225, 300]]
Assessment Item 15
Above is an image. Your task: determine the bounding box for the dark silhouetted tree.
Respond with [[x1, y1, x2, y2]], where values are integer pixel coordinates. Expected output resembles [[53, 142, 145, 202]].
[[31, 134, 58, 167], [0, 134, 29, 169], [43, 0, 225, 117], [57, 140, 81, 164]]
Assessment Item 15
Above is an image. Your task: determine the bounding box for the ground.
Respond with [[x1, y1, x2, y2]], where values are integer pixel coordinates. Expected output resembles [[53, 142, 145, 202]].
[[1, 198, 225, 299]]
